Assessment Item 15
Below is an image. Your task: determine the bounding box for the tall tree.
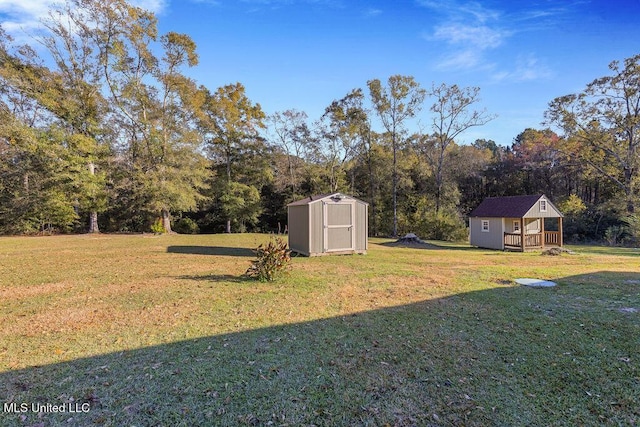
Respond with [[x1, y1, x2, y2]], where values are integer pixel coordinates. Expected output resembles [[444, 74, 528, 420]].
[[0, 26, 84, 233], [422, 83, 495, 213], [267, 109, 312, 199], [82, 0, 207, 232], [201, 82, 266, 233], [37, 1, 110, 232], [546, 54, 640, 213], [368, 75, 425, 236], [320, 88, 370, 193], [511, 128, 567, 198]]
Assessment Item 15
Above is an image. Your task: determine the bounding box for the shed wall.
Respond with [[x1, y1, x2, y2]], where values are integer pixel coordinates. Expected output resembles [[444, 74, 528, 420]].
[[288, 205, 309, 255], [524, 197, 561, 218], [525, 218, 541, 233], [355, 202, 368, 251], [288, 194, 369, 256], [470, 217, 504, 250], [504, 217, 540, 234], [309, 200, 324, 255]]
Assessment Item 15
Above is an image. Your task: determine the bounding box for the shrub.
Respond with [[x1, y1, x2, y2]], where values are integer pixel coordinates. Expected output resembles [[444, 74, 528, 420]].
[[412, 211, 468, 242], [604, 225, 626, 246], [150, 218, 166, 235], [245, 237, 291, 282], [174, 218, 199, 234], [622, 215, 640, 246]]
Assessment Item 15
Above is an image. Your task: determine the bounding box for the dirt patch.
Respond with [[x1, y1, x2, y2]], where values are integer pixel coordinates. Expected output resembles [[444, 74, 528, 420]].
[[541, 247, 576, 256], [0, 282, 72, 300], [383, 233, 439, 249]]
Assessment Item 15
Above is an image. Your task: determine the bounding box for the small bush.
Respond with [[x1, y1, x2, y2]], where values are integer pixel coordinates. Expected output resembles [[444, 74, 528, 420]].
[[415, 212, 468, 242], [174, 218, 199, 234], [622, 215, 640, 246], [150, 218, 166, 235], [604, 225, 626, 246], [245, 237, 291, 282]]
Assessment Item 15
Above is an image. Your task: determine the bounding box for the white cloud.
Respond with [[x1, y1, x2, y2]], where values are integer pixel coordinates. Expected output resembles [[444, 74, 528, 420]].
[[429, 24, 510, 72], [417, 0, 500, 23], [131, 0, 167, 13], [436, 49, 482, 70], [363, 8, 382, 18], [491, 54, 553, 83], [0, 0, 53, 40], [419, 1, 509, 72], [433, 23, 508, 49], [188, 0, 221, 5], [0, 0, 167, 37], [420, 0, 555, 81], [455, 1, 500, 23]]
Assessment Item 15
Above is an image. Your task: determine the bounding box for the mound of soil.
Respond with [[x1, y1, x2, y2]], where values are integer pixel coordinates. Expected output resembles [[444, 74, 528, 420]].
[[541, 247, 575, 256], [386, 233, 438, 249]]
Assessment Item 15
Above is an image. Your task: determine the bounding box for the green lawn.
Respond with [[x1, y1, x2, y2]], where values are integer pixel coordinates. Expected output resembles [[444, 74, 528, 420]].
[[0, 234, 638, 426]]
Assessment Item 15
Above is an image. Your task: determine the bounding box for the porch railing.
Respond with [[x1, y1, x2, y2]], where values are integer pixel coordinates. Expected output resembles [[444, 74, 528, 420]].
[[544, 231, 560, 245], [504, 231, 561, 249]]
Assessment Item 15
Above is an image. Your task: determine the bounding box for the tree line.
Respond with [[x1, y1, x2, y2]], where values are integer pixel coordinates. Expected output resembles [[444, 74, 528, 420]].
[[1, 0, 638, 244]]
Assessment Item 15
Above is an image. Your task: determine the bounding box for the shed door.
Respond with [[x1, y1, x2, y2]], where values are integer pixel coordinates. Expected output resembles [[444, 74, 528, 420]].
[[323, 201, 355, 252]]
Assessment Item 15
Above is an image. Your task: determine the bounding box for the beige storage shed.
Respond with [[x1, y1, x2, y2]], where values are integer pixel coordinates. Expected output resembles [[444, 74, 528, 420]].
[[287, 193, 368, 256], [469, 194, 564, 251]]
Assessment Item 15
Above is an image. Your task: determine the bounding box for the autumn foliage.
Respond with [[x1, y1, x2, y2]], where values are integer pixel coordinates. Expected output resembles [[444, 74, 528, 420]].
[[245, 237, 291, 282]]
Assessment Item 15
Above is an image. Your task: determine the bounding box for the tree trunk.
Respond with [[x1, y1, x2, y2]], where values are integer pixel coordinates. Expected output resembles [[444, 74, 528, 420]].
[[366, 145, 377, 237], [625, 169, 635, 213], [435, 148, 445, 214], [89, 211, 99, 233], [161, 208, 172, 233], [88, 162, 100, 233], [226, 219, 231, 234], [392, 134, 398, 238]]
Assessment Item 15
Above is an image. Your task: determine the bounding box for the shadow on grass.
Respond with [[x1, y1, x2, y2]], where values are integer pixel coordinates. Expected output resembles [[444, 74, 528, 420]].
[[167, 246, 254, 257], [374, 240, 481, 251], [568, 244, 640, 257], [177, 274, 253, 283], [1, 272, 638, 426]]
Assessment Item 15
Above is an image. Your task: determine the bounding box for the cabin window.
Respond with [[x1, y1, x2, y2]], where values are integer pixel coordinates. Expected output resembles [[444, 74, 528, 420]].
[[481, 220, 490, 232], [513, 220, 520, 232], [540, 200, 547, 212]]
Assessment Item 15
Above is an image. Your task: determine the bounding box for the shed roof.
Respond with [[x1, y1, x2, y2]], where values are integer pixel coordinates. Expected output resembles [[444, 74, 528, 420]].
[[469, 194, 562, 218], [287, 193, 368, 207]]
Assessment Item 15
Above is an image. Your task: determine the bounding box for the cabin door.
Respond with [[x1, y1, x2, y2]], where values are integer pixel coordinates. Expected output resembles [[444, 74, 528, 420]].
[[323, 201, 355, 252]]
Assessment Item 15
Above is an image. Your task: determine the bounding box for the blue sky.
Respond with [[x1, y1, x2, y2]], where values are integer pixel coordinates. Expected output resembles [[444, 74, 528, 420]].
[[2, 0, 640, 145]]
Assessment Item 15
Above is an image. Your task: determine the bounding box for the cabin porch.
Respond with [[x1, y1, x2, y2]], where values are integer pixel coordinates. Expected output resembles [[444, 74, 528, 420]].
[[503, 217, 563, 251]]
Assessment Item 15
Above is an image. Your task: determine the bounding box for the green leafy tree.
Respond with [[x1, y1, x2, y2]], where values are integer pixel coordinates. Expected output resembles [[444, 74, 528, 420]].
[[218, 181, 262, 232], [0, 27, 85, 233], [0, 111, 77, 233], [267, 109, 313, 200], [546, 54, 640, 213], [82, 0, 208, 232], [200, 82, 267, 233], [320, 88, 370, 193], [33, 2, 113, 233], [368, 75, 425, 236], [422, 83, 495, 214]]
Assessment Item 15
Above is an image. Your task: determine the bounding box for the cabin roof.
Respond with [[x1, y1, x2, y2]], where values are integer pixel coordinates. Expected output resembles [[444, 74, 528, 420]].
[[469, 194, 562, 218]]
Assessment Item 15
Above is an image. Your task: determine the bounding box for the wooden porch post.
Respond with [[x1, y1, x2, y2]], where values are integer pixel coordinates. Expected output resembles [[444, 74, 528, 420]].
[[520, 217, 525, 252], [541, 217, 545, 249], [558, 217, 563, 247]]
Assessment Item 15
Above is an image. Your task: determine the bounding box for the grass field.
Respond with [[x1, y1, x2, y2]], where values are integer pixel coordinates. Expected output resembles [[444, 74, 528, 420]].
[[0, 233, 638, 426]]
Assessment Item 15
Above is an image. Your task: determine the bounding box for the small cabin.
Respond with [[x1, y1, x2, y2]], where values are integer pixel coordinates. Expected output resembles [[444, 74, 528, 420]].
[[287, 193, 368, 256], [469, 194, 563, 251]]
